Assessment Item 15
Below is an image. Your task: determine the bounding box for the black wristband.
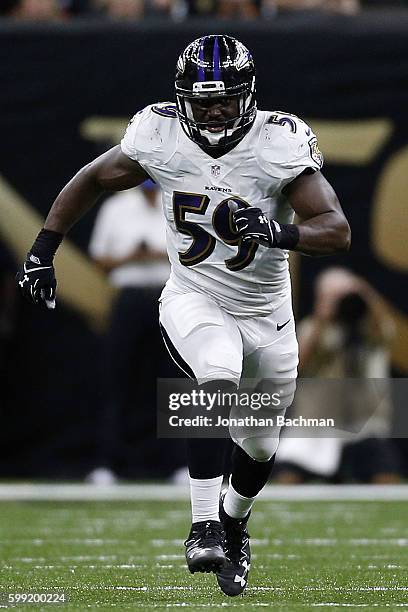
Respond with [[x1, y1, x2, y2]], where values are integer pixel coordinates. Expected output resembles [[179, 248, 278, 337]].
[[274, 223, 300, 251], [30, 228, 64, 264]]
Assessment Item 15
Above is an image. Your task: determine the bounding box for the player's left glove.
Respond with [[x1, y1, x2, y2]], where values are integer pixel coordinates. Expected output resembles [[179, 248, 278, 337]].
[[232, 206, 277, 247], [230, 203, 300, 251]]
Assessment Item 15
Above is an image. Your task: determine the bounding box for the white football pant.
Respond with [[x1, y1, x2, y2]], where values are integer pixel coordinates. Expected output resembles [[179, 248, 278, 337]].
[[159, 291, 298, 461]]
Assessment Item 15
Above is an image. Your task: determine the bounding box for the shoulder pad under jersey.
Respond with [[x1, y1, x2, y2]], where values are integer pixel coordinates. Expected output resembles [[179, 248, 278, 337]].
[[256, 110, 323, 184], [121, 102, 178, 166]]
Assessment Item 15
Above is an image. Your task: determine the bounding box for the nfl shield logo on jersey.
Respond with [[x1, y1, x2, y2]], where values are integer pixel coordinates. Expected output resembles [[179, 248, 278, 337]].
[[211, 165, 221, 177]]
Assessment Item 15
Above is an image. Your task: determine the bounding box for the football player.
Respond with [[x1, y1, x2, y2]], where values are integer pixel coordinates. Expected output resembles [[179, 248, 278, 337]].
[[16, 35, 350, 596]]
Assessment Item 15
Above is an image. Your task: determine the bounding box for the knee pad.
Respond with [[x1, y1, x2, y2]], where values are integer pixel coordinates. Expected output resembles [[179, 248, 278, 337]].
[[234, 435, 280, 462]]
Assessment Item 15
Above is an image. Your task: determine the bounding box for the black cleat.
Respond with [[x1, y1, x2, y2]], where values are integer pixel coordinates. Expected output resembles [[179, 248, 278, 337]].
[[216, 493, 251, 596], [184, 520, 227, 574]]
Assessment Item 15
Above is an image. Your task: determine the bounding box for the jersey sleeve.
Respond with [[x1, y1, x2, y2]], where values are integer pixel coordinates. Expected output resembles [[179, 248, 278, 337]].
[[120, 105, 155, 165], [257, 112, 324, 191], [120, 102, 177, 173]]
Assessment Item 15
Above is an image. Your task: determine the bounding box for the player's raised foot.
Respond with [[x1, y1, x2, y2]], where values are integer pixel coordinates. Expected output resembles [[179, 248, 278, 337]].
[[184, 520, 227, 574], [216, 494, 251, 596]]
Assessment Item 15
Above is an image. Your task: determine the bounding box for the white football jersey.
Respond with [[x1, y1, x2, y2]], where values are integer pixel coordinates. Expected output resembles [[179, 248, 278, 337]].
[[121, 103, 323, 316]]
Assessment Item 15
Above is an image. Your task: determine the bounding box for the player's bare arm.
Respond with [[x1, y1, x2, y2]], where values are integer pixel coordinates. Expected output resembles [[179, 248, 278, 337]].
[[45, 145, 149, 234], [284, 170, 351, 256], [16, 145, 148, 308]]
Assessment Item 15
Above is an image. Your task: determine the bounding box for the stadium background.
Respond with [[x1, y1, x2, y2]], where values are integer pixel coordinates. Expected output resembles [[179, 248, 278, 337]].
[[0, 9, 407, 479]]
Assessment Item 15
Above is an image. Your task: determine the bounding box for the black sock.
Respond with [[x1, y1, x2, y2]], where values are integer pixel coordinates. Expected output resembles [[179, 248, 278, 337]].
[[230, 443, 276, 498], [187, 438, 230, 478], [186, 380, 234, 479]]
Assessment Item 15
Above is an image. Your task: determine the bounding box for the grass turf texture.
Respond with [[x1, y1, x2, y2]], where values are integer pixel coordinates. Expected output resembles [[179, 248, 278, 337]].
[[0, 500, 407, 610]]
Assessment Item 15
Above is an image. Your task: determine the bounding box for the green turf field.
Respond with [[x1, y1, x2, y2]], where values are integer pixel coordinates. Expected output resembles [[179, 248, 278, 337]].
[[1, 499, 407, 610]]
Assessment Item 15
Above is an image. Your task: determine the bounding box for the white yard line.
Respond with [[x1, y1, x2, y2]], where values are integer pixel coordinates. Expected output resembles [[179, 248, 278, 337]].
[[0, 483, 407, 501]]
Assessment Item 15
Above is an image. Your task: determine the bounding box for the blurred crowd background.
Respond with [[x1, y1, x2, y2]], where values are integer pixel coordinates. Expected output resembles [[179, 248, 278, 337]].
[[0, 1, 407, 485], [1, 0, 407, 21]]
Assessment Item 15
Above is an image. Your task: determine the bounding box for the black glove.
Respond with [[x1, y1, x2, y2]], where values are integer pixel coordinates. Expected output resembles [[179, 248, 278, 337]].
[[230, 202, 300, 251], [231, 205, 277, 247], [16, 252, 57, 310]]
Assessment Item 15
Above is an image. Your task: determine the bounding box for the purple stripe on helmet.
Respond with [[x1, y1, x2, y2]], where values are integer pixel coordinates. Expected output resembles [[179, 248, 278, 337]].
[[213, 36, 221, 81], [197, 36, 206, 82]]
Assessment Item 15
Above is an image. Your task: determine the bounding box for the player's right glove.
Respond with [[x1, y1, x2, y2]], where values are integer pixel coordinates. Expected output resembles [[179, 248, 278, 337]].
[[16, 228, 63, 310], [16, 253, 57, 310]]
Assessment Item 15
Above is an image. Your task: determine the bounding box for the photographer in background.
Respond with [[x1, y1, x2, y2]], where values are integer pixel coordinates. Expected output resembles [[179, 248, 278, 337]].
[[299, 268, 394, 379], [275, 268, 401, 483]]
